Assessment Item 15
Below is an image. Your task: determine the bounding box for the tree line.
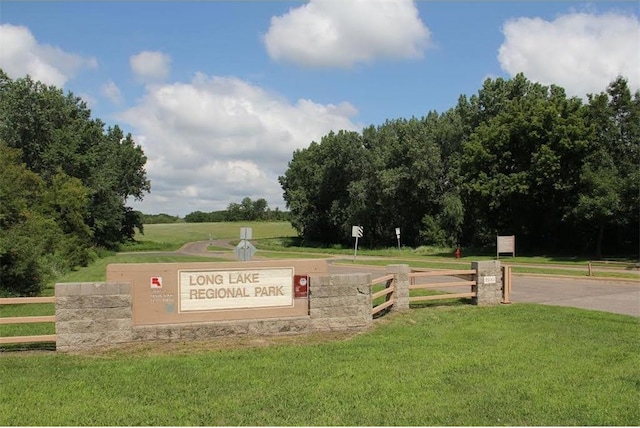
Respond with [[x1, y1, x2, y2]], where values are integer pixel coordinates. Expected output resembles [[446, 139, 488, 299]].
[[279, 74, 639, 258], [184, 197, 290, 223], [0, 70, 149, 296]]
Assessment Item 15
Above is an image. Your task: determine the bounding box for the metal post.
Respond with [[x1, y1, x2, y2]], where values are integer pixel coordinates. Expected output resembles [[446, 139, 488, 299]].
[[354, 236, 359, 261]]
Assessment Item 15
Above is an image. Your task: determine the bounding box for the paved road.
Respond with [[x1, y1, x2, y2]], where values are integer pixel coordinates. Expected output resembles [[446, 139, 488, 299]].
[[508, 275, 640, 316], [327, 262, 640, 317]]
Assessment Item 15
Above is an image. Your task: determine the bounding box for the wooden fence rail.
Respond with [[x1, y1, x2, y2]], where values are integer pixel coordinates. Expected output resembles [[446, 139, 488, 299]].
[[370, 274, 395, 316], [408, 269, 477, 303], [0, 296, 56, 344]]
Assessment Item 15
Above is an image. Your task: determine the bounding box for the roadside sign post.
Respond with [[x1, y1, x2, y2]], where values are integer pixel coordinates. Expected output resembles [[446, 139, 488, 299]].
[[240, 227, 252, 241], [395, 227, 401, 251], [234, 240, 256, 261], [497, 235, 515, 259], [352, 225, 363, 261], [236, 227, 256, 261]]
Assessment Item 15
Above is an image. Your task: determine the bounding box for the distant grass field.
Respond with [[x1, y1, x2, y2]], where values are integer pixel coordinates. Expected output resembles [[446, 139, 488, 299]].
[[1, 304, 638, 426], [127, 222, 297, 251]]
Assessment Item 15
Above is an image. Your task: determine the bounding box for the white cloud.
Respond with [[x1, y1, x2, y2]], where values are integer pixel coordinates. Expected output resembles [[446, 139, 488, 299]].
[[118, 73, 360, 216], [102, 80, 123, 104], [0, 24, 97, 87], [498, 12, 640, 97], [263, 0, 431, 68], [130, 51, 171, 83]]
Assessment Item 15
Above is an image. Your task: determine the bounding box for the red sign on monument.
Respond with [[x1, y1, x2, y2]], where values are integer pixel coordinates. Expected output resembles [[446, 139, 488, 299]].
[[293, 275, 308, 298]]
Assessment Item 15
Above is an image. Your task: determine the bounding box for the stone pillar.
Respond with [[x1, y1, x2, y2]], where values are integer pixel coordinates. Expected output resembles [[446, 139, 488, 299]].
[[471, 260, 502, 306], [386, 264, 410, 311], [55, 282, 133, 352], [309, 273, 372, 331]]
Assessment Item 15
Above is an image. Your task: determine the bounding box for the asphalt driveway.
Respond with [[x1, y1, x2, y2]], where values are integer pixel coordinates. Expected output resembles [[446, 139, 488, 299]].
[[509, 275, 639, 317]]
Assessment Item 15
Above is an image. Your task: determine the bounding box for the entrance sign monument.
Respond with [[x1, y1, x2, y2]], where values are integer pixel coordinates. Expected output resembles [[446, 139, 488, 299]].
[[106, 259, 326, 325], [55, 259, 505, 352]]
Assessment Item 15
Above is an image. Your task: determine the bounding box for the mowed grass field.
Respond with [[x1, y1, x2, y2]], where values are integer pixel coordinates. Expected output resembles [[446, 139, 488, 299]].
[[1, 222, 639, 425], [128, 221, 298, 250]]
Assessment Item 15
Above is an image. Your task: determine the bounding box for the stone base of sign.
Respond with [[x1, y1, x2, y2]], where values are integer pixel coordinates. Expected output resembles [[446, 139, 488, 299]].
[[55, 282, 133, 353], [309, 273, 372, 331], [131, 317, 313, 344]]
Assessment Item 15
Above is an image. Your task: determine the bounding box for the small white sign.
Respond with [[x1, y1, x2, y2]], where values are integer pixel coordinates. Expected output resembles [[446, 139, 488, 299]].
[[395, 227, 401, 237], [352, 225, 363, 238], [240, 227, 253, 240], [484, 275, 497, 284]]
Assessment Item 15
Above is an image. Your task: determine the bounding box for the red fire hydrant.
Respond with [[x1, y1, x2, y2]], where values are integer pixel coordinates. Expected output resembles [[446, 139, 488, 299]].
[[455, 246, 461, 259]]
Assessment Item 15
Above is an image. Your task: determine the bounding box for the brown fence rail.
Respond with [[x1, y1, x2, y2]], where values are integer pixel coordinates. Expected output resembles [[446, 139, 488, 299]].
[[370, 274, 395, 316], [0, 296, 56, 344], [409, 269, 477, 303]]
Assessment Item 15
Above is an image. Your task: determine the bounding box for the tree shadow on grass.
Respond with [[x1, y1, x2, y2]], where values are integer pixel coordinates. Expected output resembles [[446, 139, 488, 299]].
[[410, 298, 473, 309], [0, 342, 56, 353]]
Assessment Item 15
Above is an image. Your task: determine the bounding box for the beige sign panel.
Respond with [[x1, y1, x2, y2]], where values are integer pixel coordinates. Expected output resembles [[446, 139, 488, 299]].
[[179, 268, 294, 312], [497, 235, 515, 258], [106, 259, 328, 326]]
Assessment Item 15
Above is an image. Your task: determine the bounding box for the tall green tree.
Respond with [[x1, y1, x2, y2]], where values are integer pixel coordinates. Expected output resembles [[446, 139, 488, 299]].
[[41, 170, 94, 269], [358, 117, 446, 247], [576, 77, 640, 257], [0, 143, 58, 295], [0, 70, 150, 250], [0, 70, 150, 294], [280, 130, 368, 244], [459, 74, 590, 251]]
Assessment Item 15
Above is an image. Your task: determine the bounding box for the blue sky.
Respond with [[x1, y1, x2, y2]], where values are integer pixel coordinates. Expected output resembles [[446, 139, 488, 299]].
[[1, 1, 639, 216]]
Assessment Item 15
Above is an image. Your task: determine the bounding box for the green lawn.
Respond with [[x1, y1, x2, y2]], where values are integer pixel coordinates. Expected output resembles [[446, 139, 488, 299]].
[[1, 304, 638, 426]]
